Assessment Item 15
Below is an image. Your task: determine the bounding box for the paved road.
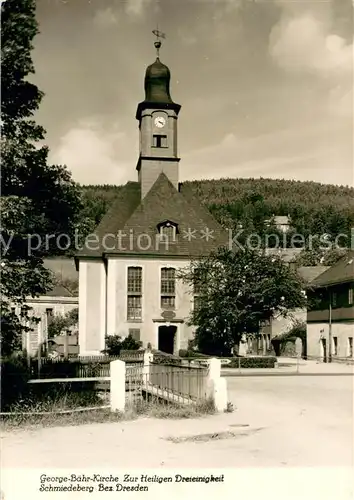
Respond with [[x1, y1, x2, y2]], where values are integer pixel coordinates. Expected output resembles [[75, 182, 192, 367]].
[[226, 371, 353, 467]]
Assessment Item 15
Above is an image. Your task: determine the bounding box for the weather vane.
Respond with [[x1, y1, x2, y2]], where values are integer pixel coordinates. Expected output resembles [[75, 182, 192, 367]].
[[152, 28, 166, 58]]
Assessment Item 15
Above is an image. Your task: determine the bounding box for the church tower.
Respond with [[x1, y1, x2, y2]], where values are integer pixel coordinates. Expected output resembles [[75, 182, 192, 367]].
[[136, 33, 181, 199]]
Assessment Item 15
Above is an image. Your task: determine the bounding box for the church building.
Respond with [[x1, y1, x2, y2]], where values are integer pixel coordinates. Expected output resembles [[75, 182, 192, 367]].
[[76, 37, 228, 356]]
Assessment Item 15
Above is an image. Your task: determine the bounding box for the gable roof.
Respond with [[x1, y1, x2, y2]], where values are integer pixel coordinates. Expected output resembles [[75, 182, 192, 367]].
[[77, 174, 228, 259], [310, 251, 354, 288]]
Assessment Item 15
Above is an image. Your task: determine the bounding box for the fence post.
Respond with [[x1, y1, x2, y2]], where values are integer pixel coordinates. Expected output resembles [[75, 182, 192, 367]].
[[143, 351, 153, 387], [110, 359, 126, 413], [207, 358, 228, 412]]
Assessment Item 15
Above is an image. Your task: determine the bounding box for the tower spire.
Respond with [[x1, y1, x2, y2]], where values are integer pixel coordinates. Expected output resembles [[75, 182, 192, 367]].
[[152, 28, 165, 59]]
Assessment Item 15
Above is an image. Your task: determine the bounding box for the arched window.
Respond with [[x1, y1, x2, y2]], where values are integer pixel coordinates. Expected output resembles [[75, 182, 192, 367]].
[[157, 220, 178, 243]]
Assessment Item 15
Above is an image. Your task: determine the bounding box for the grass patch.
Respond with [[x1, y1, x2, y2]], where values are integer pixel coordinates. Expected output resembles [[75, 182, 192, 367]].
[[1, 396, 217, 431]]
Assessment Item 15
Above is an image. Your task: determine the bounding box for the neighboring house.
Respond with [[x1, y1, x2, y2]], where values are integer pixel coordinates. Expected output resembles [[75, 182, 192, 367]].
[[258, 266, 330, 355], [18, 261, 79, 356], [75, 42, 229, 356], [265, 215, 291, 233], [307, 251, 354, 361]]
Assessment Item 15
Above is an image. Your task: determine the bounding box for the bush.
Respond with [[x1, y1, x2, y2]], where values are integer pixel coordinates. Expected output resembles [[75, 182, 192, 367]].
[[0, 354, 31, 411], [102, 334, 142, 356], [226, 356, 277, 369]]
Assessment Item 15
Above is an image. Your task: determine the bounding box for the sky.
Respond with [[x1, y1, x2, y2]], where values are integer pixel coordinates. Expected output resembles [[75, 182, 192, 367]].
[[31, 0, 353, 187]]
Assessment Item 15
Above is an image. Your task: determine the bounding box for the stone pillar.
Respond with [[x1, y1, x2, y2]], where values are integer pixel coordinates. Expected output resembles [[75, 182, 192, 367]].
[[110, 359, 126, 412], [207, 358, 228, 412]]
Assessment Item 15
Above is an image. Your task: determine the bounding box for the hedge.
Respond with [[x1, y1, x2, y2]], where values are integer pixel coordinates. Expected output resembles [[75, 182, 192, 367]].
[[225, 356, 277, 368]]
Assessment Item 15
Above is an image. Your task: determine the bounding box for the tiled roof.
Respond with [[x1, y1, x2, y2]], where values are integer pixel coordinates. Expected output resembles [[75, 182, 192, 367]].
[[77, 181, 141, 258], [297, 266, 330, 284], [77, 174, 228, 259], [310, 251, 354, 288]]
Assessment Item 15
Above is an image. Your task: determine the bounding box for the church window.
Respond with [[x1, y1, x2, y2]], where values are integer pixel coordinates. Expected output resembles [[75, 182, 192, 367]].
[[161, 267, 176, 309], [157, 221, 178, 242], [152, 134, 167, 148], [193, 274, 201, 312], [127, 267, 142, 320], [160, 224, 176, 241]]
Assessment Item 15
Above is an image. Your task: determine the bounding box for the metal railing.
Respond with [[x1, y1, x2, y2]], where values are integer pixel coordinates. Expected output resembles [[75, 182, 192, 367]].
[[147, 362, 209, 402]]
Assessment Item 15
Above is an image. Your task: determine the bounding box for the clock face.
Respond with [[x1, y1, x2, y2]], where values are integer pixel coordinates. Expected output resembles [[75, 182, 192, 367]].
[[154, 116, 166, 128]]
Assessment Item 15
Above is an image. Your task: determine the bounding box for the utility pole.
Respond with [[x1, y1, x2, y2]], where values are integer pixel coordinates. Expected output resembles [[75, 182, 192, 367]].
[[328, 288, 332, 363]]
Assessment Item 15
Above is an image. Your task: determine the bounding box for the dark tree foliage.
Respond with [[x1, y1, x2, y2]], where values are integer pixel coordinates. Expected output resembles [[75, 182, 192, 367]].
[[178, 248, 307, 356], [0, 0, 83, 354]]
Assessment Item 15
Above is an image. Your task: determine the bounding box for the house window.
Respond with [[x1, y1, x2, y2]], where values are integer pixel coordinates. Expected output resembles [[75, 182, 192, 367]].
[[349, 288, 353, 305], [127, 267, 142, 320], [128, 328, 141, 341], [161, 267, 176, 309], [331, 291, 337, 307], [193, 294, 201, 312], [46, 308, 54, 325], [348, 337, 353, 357], [333, 336, 338, 356], [152, 134, 167, 148]]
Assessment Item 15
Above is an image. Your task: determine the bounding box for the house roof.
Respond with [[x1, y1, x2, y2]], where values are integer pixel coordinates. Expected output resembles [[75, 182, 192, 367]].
[[310, 251, 354, 288], [46, 284, 74, 297], [44, 257, 78, 280], [297, 266, 330, 284], [77, 174, 228, 259], [274, 215, 290, 225]]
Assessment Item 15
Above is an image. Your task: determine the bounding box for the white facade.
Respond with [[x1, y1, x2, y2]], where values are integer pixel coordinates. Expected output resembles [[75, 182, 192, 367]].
[[19, 295, 78, 356], [307, 322, 354, 360], [79, 257, 195, 356]]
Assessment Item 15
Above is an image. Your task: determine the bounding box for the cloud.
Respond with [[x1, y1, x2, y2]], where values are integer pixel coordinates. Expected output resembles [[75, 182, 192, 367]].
[[270, 15, 352, 77], [181, 125, 353, 187], [50, 119, 134, 185], [125, 0, 154, 18], [93, 7, 118, 27], [269, 8, 353, 118]]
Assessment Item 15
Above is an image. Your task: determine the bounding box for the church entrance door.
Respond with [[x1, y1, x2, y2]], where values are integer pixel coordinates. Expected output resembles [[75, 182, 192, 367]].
[[158, 325, 177, 354]]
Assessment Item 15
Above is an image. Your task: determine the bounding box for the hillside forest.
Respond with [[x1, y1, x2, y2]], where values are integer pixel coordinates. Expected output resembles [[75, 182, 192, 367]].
[[80, 177, 354, 251]]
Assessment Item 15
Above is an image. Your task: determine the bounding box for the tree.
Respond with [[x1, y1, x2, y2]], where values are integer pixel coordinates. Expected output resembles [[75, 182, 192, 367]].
[[1, 0, 83, 354], [295, 246, 347, 267], [179, 248, 307, 356], [47, 308, 78, 339]]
